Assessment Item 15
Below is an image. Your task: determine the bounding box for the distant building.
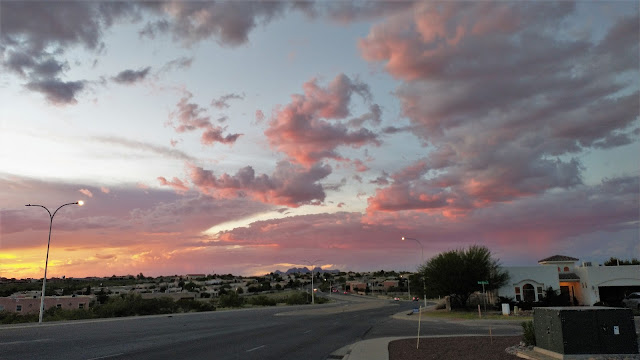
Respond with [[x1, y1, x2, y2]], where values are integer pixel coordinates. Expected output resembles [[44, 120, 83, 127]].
[[347, 281, 367, 292], [186, 274, 206, 280], [383, 280, 399, 291], [497, 255, 640, 305], [0, 295, 92, 314]]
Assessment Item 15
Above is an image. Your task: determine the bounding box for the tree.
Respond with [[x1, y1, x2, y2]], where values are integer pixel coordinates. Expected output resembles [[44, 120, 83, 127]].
[[603, 257, 640, 266], [420, 245, 509, 309], [218, 292, 243, 308], [183, 281, 198, 292]]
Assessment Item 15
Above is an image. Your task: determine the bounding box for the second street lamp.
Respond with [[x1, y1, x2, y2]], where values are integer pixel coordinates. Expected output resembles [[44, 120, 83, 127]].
[[302, 259, 322, 305], [26, 200, 84, 323], [402, 236, 428, 309]]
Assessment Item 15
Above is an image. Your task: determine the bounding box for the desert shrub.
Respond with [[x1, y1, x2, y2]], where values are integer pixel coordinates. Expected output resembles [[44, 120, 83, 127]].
[[247, 295, 277, 306], [521, 320, 536, 346], [0, 311, 38, 324], [43, 307, 95, 321], [176, 299, 215, 312], [284, 292, 309, 305], [218, 292, 244, 308]]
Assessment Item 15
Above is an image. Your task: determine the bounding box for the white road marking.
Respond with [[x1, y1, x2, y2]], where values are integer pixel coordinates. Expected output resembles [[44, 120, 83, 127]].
[[87, 353, 124, 360], [0, 339, 51, 345], [246, 345, 266, 352], [303, 330, 312, 334]]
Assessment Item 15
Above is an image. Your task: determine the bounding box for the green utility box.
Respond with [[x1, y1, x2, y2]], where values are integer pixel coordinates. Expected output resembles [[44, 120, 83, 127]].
[[533, 307, 638, 355]]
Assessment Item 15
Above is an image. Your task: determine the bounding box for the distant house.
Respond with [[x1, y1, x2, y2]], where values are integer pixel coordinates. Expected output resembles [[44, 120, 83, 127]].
[[383, 280, 400, 291], [186, 274, 206, 280], [0, 295, 92, 314], [497, 255, 640, 305], [347, 281, 367, 292]]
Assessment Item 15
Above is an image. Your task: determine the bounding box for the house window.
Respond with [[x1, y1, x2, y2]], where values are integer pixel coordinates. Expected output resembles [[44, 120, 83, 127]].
[[557, 267, 560, 272], [563, 266, 569, 272], [537, 287, 543, 298], [16, 305, 22, 312], [515, 287, 521, 301], [0, 305, 3, 311], [56, 304, 62, 309], [79, 303, 85, 309]]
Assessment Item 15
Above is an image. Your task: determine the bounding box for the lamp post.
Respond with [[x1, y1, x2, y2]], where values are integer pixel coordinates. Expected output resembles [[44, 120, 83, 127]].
[[302, 259, 321, 305], [26, 200, 84, 323], [401, 236, 428, 309]]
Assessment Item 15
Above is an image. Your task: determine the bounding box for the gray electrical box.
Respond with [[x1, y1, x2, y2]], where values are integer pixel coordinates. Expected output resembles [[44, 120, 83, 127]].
[[533, 307, 638, 355]]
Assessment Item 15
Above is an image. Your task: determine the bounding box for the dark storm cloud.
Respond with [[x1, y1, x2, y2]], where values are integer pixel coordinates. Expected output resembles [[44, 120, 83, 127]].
[[25, 79, 86, 105], [112, 67, 151, 84]]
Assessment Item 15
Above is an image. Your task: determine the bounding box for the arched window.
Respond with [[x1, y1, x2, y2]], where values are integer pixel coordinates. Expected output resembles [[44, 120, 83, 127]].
[[563, 266, 569, 272], [523, 283, 536, 302]]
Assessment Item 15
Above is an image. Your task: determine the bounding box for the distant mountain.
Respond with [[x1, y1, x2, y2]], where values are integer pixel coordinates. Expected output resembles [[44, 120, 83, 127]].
[[274, 267, 340, 275]]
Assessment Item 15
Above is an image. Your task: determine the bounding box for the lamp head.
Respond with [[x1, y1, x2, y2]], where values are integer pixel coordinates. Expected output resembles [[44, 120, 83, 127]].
[[78, 200, 84, 206], [401, 236, 406, 241]]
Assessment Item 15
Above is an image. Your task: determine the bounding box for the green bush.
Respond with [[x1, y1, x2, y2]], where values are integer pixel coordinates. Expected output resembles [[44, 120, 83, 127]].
[[284, 292, 309, 305], [247, 295, 277, 306], [0, 311, 38, 324], [43, 307, 95, 321], [521, 320, 536, 346], [218, 292, 244, 308], [176, 299, 215, 312]]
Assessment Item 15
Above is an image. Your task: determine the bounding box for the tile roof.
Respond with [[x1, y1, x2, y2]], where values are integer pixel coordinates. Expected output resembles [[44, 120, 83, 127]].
[[559, 273, 581, 281], [538, 255, 579, 263]]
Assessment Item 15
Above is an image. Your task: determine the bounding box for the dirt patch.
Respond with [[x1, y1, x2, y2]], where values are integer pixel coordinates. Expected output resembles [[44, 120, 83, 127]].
[[388, 335, 521, 360]]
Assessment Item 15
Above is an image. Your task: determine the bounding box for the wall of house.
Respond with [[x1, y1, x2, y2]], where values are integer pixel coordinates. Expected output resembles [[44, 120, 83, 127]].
[[573, 265, 640, 305], [0, 296, 91, 314], [497, 266, 560, 302]]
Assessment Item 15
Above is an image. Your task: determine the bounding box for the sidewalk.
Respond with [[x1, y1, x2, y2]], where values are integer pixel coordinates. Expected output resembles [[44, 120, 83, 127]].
[[330, 307, 519, 360], [327, 308, 516, 360], [331, 308, 640, 360]]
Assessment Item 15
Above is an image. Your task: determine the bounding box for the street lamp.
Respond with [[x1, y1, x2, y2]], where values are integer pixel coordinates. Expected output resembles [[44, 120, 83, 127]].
[[26, 200, 84, 323], [302, 259, 322, 305], [401, 236, 428, 309]]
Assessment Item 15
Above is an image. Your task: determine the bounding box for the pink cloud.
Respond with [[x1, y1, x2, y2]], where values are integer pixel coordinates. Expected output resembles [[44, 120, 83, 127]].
[[352, 159, 369, 172], [79, 188, 93, 198], [187, 161, 331, 207], [157, 176, 189, 194], [211, 93, 243, 109], [265, 74, 381, 166], [169, 91, 242, 146], [100, 187, 110, 194], [255, 109, 265, 124], [2, 174, 637, 277], [359, 2, 638, 214]]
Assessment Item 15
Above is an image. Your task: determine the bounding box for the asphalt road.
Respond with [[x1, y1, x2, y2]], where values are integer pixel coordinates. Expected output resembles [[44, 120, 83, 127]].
[[0, 294, 522, 360]]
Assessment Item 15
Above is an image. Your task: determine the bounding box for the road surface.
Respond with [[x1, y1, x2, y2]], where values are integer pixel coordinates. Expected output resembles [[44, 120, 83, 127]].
[[0, 294, 521, 360]]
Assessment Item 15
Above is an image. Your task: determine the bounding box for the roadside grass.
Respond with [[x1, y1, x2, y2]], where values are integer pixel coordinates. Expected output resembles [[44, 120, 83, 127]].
[[424, 309, 533, 321]]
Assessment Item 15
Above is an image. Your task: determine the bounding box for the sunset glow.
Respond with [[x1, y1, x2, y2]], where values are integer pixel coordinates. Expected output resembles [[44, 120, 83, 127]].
[[0, 1, 638, 279]]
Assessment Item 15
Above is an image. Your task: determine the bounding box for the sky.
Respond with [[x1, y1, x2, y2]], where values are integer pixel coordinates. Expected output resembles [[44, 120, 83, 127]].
[[0, 1, 638, 279]]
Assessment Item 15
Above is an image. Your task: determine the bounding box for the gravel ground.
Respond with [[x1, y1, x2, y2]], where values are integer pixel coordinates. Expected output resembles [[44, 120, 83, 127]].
[[388, 336, 521, 360]]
